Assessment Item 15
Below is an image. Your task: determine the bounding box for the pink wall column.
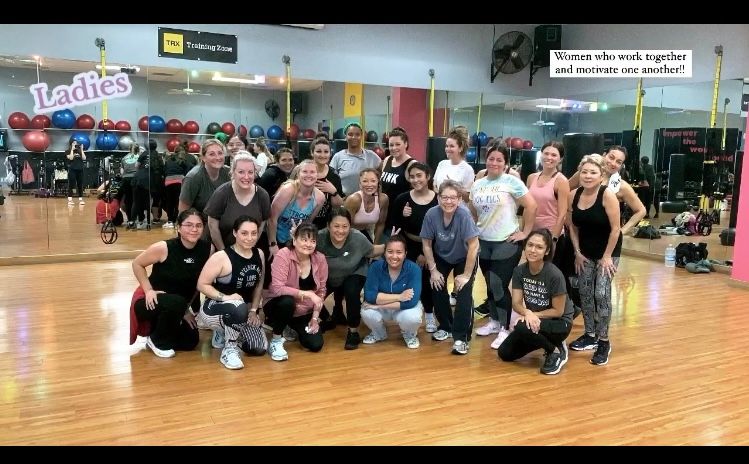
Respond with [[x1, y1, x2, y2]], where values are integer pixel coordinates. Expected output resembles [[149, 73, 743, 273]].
[[730, 118, 749, 282], [391, 87, 428, 162]]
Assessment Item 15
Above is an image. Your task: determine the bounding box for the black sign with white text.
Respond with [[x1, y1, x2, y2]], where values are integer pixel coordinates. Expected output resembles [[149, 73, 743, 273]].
[[158, 27, 237, 64]]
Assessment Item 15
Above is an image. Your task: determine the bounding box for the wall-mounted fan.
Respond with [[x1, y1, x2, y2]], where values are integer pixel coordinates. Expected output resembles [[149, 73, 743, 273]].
[[167, 72, 211, 97], [265, 99, 280, 120], [490, 31, 534, 82]]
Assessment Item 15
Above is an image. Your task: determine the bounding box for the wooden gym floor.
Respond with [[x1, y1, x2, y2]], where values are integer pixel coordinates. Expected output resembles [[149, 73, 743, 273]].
[[1, 256, 748, 445]]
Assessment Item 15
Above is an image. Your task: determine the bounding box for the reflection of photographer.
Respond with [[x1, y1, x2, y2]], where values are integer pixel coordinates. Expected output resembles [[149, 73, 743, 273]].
[[96, 176, 124, 226], [66, 139, 87, 205]]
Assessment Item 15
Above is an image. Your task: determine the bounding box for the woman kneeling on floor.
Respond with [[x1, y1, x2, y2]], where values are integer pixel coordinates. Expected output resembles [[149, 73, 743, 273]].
[[196, 216, 267, 370], [498, 229, 573, 375]]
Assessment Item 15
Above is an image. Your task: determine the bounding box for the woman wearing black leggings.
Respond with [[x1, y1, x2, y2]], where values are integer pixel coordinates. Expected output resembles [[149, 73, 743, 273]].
[[65, 140, 86, 205], [498, 229, 573, 375]]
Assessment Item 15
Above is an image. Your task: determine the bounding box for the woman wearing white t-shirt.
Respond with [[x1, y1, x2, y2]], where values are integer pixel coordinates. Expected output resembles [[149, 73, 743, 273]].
[[253, 137, 275, 177], [433, 126, 475, 201], [468, 141, 537, 351]]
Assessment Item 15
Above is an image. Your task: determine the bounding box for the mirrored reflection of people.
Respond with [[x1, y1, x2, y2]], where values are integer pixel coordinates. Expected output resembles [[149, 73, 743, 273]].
[[65, 139, 86, 205], [263, 222, 328, 361], [432, 126, 475, 199], [498, 229, 573, 375], [162, 144, 189, 229], [639, 156, 656, 219], [253, 137, 275, 177], [96, 178, 123, 226], [196, 216, 267, 370], [128, 153, 151, 230], [120, 143, 140, 219], [360, 235, 423, 349], [130, 209, 212, 358]]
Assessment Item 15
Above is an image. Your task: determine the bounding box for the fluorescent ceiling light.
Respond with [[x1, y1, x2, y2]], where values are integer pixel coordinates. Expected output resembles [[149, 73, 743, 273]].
[[589, 102, 598, 112], [96, 64, 140, 72], [536, 104, 561, 109], [212, 73, 265, 85]]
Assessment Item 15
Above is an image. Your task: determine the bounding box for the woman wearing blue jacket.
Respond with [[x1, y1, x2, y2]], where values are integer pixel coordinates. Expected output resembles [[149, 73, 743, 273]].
[[360, 235, 423, 349]]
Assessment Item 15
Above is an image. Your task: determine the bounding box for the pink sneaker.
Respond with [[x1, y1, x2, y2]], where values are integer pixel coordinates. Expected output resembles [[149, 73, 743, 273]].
[[476, 319, 501, 336], [490, 328, 510, 350]]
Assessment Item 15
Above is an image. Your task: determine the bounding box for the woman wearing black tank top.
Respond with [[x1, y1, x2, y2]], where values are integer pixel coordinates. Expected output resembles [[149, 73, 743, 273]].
[[197, 216, 266, 370], [567, 155, 621, 366], [380, 127, 416, 237], [131, 209, 212, 358]]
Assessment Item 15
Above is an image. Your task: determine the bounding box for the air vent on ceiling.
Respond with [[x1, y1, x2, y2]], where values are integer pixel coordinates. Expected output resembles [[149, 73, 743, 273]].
[[151, 72, 174, 77]]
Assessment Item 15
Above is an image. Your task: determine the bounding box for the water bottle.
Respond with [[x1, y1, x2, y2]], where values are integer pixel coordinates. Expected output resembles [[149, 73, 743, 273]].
[[665, 243, 676, 268]]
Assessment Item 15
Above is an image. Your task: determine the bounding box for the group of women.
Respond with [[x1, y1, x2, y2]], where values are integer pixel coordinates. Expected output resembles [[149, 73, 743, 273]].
[[128, 121, 644, 375]]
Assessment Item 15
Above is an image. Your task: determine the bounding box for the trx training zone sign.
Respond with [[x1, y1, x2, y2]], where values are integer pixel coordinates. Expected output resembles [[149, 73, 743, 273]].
[[29, 71, 133, 115], [158, 27, 238, 64]]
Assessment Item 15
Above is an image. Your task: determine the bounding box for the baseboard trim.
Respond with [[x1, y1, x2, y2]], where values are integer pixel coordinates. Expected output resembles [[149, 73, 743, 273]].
[[0, 250, 143, 266]]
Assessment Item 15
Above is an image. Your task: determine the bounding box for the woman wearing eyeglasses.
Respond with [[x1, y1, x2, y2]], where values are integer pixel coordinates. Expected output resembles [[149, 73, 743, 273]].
[[129, 209, 213, 358], [421, 180, 480, 355]]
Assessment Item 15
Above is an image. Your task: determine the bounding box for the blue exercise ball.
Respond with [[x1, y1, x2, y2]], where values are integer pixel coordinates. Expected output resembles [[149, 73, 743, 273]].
[[69, 133, 91, 150], [52, 109, 76, 129], [96, 132, 119, 150], [333, 128, 345, 140], [267, 142, 279, 155], [148, 115, 166, 133], [267, 125, 283, 140], [249, 125, 264, 138], [466, 147, 477, 162], [477, 131, 488, 146]]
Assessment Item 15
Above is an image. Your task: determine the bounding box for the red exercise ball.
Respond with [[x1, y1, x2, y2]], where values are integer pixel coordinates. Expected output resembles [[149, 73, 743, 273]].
[[510, 137, 524, 150], [138, 116, 149, 131], [183, 120, 199, 134], [115, 120, 131, 132], [522, 140, 534, 150], [288, 124, 301, 140], [238, 124, 248, 137], [373, 146, 386, 159], [98, 119, 116, 131], [221, 122, 236, 137], [166, 119, 183, 133], [22, 130, 51, 152], [75, 114, 95, 129], [166, 137, 182, 152], [8, 112, 31, 129], [504, 136, 512, 146], [30, 114, 51, 129], [303, 128, 316, 139], [187, 141, 201, 153]]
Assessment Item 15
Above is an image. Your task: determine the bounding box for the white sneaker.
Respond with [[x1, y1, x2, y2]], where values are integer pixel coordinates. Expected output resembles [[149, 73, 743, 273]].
[[162, 221, 174, 229], [362, 332, 388, 344], [136, 222, 148, 230], [269, 337, 288, 361], [490, 328, 510, 350], [146, 337, 175, 358], [403, 334, 420, 349], [476, 319, 502, 336], [449, 292, 457, 306], [431, 329, 452, 341], [452, 340, 469, 355], [220, 347, 244, 369], [283, 326, 298, 342], [78, 198, 85, 205], [424, 313, 438, 333], [211, 329, 225, 349], [67, 197, 74, 206]]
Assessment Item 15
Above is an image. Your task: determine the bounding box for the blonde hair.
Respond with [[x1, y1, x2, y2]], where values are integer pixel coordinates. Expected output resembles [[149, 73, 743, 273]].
[[579, 154, 605, 173], [231, 151, 257, 176], [283, 159, 315, 196]]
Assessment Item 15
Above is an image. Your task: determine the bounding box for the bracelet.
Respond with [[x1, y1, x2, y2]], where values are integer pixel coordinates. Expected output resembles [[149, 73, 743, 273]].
[[250, 308, 258, 313], [429, 264, 437, 271]]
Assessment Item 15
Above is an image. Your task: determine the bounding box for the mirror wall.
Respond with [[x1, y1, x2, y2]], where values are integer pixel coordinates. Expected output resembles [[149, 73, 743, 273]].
[[0, 51, 742, 265]]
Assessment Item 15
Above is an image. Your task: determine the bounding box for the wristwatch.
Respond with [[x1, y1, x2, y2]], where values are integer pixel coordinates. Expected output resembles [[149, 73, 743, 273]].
[[269, 241, 277, 247], [217, 292, 225, 301]]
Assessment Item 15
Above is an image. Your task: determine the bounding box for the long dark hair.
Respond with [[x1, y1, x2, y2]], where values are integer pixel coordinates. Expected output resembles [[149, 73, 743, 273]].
[[525, 228, 554, 262]]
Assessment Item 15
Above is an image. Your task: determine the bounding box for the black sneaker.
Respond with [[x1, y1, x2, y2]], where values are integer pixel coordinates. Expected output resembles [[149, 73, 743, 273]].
[[344, 330, 361, 350], [541, 351, 563, 375], [590, 340, 611, 365], [332, 306, 348, 325], [474, 299, 491, 318], [570, 333, 598, 351]]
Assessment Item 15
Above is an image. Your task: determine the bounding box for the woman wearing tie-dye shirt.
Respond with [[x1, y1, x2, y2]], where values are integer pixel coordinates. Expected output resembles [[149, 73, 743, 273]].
[[469, 141, 537, 351]]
